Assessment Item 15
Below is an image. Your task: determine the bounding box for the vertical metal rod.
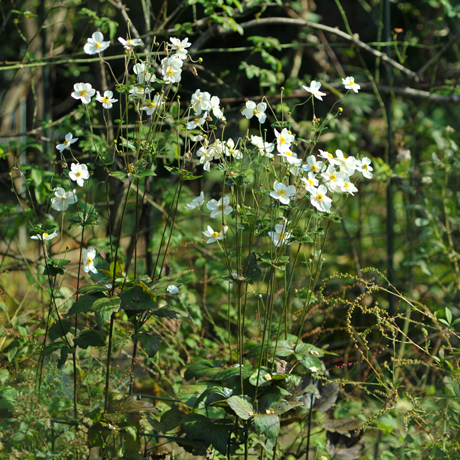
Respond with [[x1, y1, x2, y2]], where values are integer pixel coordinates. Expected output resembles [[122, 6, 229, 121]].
[[384, 0, 395, 316]]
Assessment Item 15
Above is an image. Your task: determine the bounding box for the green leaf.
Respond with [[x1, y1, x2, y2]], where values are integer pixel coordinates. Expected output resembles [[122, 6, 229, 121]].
[[67, 293, 103, 315], [58, 346, 73, 368], [0, 386, 17, 410], [226, 395, 254, 420], [177, 383, 216, 408], [249, 367, 272, 387], [77, 284, 111, 295], [181, 414, 233, 456], [445, 307, 453, 325], [132, 331, 162, 357], [254, 414, 280, 452], [120, 283, 157, 311], [74, 329, 105, 349], [49, 319, 72, 341], [184, 359, 215, 380]]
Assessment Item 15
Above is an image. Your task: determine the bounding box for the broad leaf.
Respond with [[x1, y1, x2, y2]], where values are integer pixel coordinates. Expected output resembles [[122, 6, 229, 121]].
[[226, 395, 254, 420]]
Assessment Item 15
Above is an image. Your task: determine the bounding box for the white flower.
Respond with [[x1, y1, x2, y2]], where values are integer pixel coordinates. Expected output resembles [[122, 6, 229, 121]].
[[185, 192, 205, 210], [310, 185, 332, 212], [161, 55, 183, 83], [268, 223, 292, 247], [169, 37, 191, 59], [202, 225, 228, 244], [129, 86, 152, 97], [321, 165, 345, 193], [196, 140, 214, 171], [96, 90, 118, 109], [274, 128, 295, 153], [278, 149, 302, 166], [318, 149, 340, 166], [83, 247, 98, 274], [191, 89, 211, 115], [167, 285, 180, 294], [251, 135, 274, 158], [186, 112, 208, 130], [342, 76, 360, 93], [69, 163, 90, 187], [356, 157, 373, 179], [303, 81, 326, 101], [397, 149, 411, 162], [302, 155, 324, 174], [421, 176, 433, 184], [207, 196, 233, 218], [84, 32, 110, 55], [210, 139, 225, 160], [31, 230, 59, 241], [241, 101, 267, 124], [143, 94, 164, 116], [270, 181, 296, 205], [56, 133, 78, 152], [133, 61, 155, 85], [301, 172, 319, 194], [335, 150, 356, 175], [224, 139, 242, 160], [118, 37, 143, 51], [51, 187, 77, 212], [341, 179, 359, 195], [71, 83, 95, 104], [210, 96, 225, 120]]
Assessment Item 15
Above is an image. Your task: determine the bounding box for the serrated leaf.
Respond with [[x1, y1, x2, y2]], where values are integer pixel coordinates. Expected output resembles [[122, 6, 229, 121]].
[[226, 395, 254, 420]]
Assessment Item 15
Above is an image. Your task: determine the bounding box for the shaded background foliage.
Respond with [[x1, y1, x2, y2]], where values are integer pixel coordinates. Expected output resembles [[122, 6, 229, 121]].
[[1, 0, 460, 458]]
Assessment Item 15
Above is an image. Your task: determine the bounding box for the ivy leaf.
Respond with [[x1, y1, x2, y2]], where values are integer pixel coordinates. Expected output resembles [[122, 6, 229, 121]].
[[226, 395, 254, 420]]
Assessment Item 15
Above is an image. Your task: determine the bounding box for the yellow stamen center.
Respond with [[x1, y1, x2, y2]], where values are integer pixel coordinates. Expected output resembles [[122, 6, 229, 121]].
[[212, 231, 220, 238], [76, 171, 82, 177], [150, 102, 156, 108], [253, 109, 258, 115], [278, 189, 286, 196], [286, 151, 292, 157], [327, 153, 333, 159], [103, 97, 110, 103], [87, 257, 93, 265], [316, 193, 324, 201], [80, 90, 87, 97], [167, 68, 174, 76], [95, 42, 102, 49], [311, 164, 318, 172], [44, 233, 49, 238], [363, 164, 368, 169], [308, 179, 314, 185], [279, 136, 286, 144], [278, 232, 286, 240], [330, 174, 336, 180], [217, 204, 224, 211]]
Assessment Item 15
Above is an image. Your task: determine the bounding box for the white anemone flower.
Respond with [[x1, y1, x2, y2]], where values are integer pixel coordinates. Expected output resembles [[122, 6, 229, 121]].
[[161, 55, 183, 83], [318, 149, 340, 166], [302, 155, 324, 174], [202, 225, 228, 244], [356, 157, 373, 179], [185, 192, 205, 210], [143, 94, 164, 116], [96, 90, 118, 109], [169, 37, 191, 59], [421, 176, 433, 185], [278, 149, 302, 166], [241, 101, 267, 124], [268, 223, 292, 247], [191, 89, 211, 115], [251, 135, 274, 158], [301, 172, 319, 194], [56, 133, 78, 152], [210, 96, 225, 120], [84, 32, 110, 55], [310, 185, 332, 213], [186, 112, 208, 130], [69, 163, 90, 187], [118, 37, 143, 51], [321, 165, 345, 193], [83, 247, 98, 274], [51, 187, 77, 212], [71, 83, 95, 104], [341, 179, 359, 195], [342, 76, 361, 93], [196, 141, 214, 172], [335, 149, 356, 175], [303, 81, 326, 101], [270, 181, 296, 205], [31, 230, 59, 241], [129, 86, 152, 98], [274, 128, 295, 153], [224, 139, 243, 159], [207, 196, 233, 218], [167, 285, 180, 294], [133, 61, 155, 85]]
